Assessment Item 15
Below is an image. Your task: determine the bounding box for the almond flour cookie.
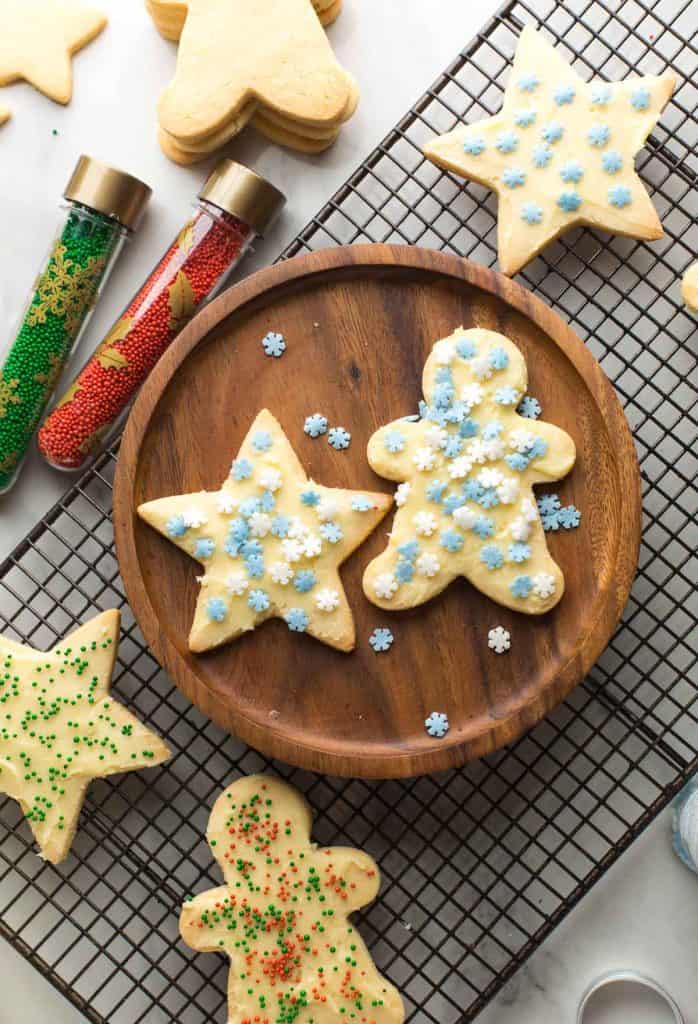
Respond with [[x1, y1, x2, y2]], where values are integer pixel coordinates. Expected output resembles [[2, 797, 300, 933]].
[[424, 25, 675, 276], [0, 0, 106, 106], [138, 409, 392, 653], [0, 610, 170, 863], [180, 775, 405, 1024], [363, 328, 576, 614]]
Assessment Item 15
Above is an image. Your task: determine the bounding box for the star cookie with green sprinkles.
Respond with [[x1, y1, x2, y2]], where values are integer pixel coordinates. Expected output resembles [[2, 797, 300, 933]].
[[138, 409, 392, 653], [423, 25, 675, 275], [0, 610, 170, 864], [180, 775, 405, 1024]]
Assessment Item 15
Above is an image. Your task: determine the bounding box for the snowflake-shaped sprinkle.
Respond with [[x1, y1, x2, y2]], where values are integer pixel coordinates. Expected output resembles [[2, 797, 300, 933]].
[[413, 511, 438, 536], [262, 331, 285, 357], [413, 447, 437, 472], [532, 572, 556, 598], [231, 458, 253, 481], [488, 626, 511, 654], [508, 542, 531, 563], [495, 386, 520, 405], [304, 413, 328, 438], [440, 529, 464, 553], [248, 589, 270, 613], [293, 569, 316, 593], [286, 608, 309, 633], [396, 561, 414, 582], [554, 84, 575, 105], [206, 597, 227, 622], [183, 506, 207, 529], [320, 522, 343, 544], [425, 712, 449, 738], [537, 493, 561, 516], [315, 588, 340, 612], [395, 482, 412, 507], [194, 538, 216, 559], [416, 552, 440, 577], [497, 478, 519, 504], [328, 427, 351, 450], [270, 561, 293, 586], [481, 544, 504, 570], [509, 516, 531, 542], [281, 538, 304, 563], [384, 430, 406, 453], [369, 628, 394, 653], [510, 575, 533, 598], [558, 505, 581, 529], [373, 574, 398, 599], [167, 514, 187, 537], [252, 430, 273, 452], [588, 123, 611, 147], [248, 512, 272, 538], [453, 506, 478, 530], [518, 395, 541, 419]]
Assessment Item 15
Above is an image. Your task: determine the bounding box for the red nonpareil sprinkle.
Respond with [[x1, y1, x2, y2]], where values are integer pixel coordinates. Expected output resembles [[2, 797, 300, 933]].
[[38, 207, 253, 469]]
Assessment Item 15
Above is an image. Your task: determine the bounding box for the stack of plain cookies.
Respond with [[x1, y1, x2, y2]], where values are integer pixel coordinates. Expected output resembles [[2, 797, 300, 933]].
[[147, 0, 358, 164]]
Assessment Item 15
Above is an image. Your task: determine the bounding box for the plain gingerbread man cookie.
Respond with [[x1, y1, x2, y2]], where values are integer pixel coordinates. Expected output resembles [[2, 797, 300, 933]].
[[363, 328, 576, 615], [180, 775, 405, 1024]]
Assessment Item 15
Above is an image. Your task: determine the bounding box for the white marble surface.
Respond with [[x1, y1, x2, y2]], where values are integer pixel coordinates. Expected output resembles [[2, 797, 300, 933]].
[[0, 1, 696, 1022]]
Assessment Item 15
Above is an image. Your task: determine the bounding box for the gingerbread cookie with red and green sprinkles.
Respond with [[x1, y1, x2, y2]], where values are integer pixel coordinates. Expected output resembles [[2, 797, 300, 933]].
[[180, 775, 405, 1024], [0, 610, 170, 863]]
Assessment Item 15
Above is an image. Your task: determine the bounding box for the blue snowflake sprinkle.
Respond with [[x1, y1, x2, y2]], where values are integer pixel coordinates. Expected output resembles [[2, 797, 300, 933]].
[[521, 203, 543, 225], [166, 514, 187, 537], [510, 575, 533, 599], [425, 712, 449, 738], [506, 452, 530, 472], [395, 560, 414, 583], [445, 402, 467, 424], [286, 608, 309, 633], [460, 418, 479, 438], [384, 429, 406, 454], [538, 494, 561, 516], [481, 545, 504, 570], [463, 136, 486, 156], [245, 555, 265, 579], [231, 458, 253, 481], [435, 366, 454, 384], [228, 516, 249, 543], [496, 131, 519, 154], [320, 521, 343, 544], [554, 84, 576, 105], [559, 505, 582, 529], [328, 427, 351, 450], [541, 120, 564, 144], [369, 628, 394, 653], [463, 480, 483, 502], [262, 331, 285, 357], [304, 413, 328, 438], [441, 437, 462, 460], [426, 480, 448, 503], [294, 569, 317, 593], [206, 597, 227, 622], [240, 539, 262, 558], [588, 123, 611, 147], [440, 529, 464, 553], [433, 382, 455, 408], [248, 589, 270, 613], [398, 540, 420, 561], [252, 430, 273, 452], [456, 338, 477, 359], [591, 84, 613, 106], [443, 493, 466, 515], [478, 488, 500, 510], [194, 538, 215, 559], [482, 420, 503, 439], [529, 437, 548, 459], [239, 497, 261, 518], [502, 167, 527, 189], [301, 488, 320, 507], [542, 512, 561, 532], [518, 73, 540, 93], [271, 514, 291, 538], [609, 185, 632, 208], [558, 190, 582, 213], [473, 516, 495, 539], [489, 347, 509, 370], [532, 144, 553, 168], [514, 108, 537, 128], [517, 395, 541, 419], [351, 496, 373, 512], [631, 87, 651, 111], [602, 150, 623, 174], [508, 542, 531, 563], [495, 386, 520, 405], [560, 161, 584, 184], [260, 491, 276, 512]]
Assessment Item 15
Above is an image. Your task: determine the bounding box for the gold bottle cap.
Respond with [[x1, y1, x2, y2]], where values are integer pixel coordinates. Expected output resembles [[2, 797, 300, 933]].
[[64, 156, 152, 231], [199, 160, 286, 236]]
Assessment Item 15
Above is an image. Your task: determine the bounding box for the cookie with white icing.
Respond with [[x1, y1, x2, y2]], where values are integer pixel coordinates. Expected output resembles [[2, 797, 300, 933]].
[[0, 610, 170, 863], [424, 25, 675, 275], [180, 775, 405, 1024], [138, 409, 392, 653], [363, 328, 576, 614]]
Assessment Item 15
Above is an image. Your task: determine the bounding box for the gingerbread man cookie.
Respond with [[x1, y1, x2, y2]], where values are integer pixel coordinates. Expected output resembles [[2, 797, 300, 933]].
[[363, 328, 576, 614], [138, 409, 392, 653], [0, 610, 170, 863], [424, 25, 675, 275], [180, 775, 405, 1024]]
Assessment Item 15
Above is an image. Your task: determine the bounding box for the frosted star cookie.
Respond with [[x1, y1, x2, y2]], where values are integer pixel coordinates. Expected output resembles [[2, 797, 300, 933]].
[[138, 409, 392, 653], [181, 775, 405, 1024], [0, 610, 170, 863], [363, 328, 576, 614], [0, 0, 106, 105], [424, 25, 675, 275], [681, 263, 698, 315]]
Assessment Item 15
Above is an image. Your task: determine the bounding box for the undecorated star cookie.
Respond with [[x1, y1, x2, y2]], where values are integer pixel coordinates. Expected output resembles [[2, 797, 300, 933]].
[[0, 610, 170, 863], [424, 25, 675, 275], [0, 0, 106, 105], [363, 328, 576, 614], [138, 409, 392, 653], [180, 775, 405, 1024]]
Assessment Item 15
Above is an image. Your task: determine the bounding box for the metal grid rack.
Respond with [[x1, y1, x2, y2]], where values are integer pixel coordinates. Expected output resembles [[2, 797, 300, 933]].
[[1, 0, 696, 1020]]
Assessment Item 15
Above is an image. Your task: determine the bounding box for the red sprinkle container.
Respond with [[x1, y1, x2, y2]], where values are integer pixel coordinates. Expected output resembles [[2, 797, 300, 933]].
[[38, 160, 285, 471]]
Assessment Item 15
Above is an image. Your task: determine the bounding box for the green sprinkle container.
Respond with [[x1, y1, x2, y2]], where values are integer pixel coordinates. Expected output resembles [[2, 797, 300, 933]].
[[0, 155, 151, 494]]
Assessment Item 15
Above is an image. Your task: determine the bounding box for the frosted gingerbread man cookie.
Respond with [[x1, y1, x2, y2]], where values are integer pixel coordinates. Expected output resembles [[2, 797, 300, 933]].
[[0, 610, 170, 863], [424, 25, 675, 275], [363, 328, 576, 614], [138, 409, 392, 653], [180, 775, 405, 1024]]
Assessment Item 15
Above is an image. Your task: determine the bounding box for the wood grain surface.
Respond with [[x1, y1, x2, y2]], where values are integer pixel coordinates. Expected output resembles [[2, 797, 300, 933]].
[[113, 245, 641, 778]]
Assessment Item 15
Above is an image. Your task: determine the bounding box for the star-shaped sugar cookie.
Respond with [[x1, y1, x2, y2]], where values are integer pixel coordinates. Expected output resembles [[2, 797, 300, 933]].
[[424, 25, 675, 275], [363, 328, 576, 614], [0, 0, 106, 105], [138, 410, 392, 653], [0, 610, 170, 864], [180, 775, 405, 1024]]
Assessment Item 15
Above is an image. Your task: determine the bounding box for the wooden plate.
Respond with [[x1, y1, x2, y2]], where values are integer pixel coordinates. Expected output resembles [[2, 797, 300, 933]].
[[114, 245, 640, 778]]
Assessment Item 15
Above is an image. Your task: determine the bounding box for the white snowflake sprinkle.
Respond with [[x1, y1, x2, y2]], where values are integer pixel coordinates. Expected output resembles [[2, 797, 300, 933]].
[[315, 588, 340, 612], [215, 493, 236, 515], [509, 516, 531, 541], [248, 512, 272, 538], [453, 506, 478, 529], [467, 439, 488, 464], [532, 572, 556, 598], [270, 561, 293, 585], [287, 518, 307, 540], [259, 468, 282, 492], [478, 468, 503, 489], [521, 497, 539, 522], [483, 438, 505, 462], [433, 339, 454, 364], [374, 574, 398, 599], [225, 572, 249, 596], [497, 478, 520, 504], [424, 426, 448, 450], [281, 538, 304, 563], [448, 455, 473, 480], [416, 552, 440, 577], [488, 626, 511, 654], [413, 447, 437, 472], [471, 355, 494, 380], [461, 383, 484, 408], [509, 429, 537, 453], [395, 482, 412, 507], [183, 506, 207, 529], [302, 533, 323, 558], [413, 511, 438, 536], [316, 498, 338, 522]]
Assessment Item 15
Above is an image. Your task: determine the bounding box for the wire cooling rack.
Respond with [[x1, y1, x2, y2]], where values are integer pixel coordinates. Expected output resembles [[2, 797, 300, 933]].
[[1, 1, 696, 1021]]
